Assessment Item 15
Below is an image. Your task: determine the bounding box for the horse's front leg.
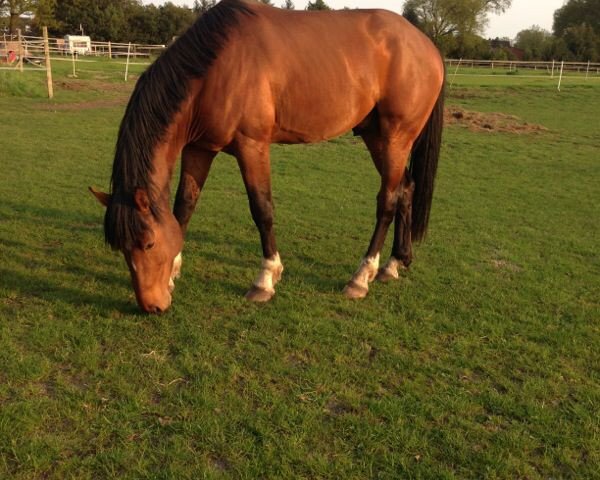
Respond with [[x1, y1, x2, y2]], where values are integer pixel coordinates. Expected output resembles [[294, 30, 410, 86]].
[[173, 146, 217, 233], [171, 146, 216, 290], [236, 140, 283, 302]]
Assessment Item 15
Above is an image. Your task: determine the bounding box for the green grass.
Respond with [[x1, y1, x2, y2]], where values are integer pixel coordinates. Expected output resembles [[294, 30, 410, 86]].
[[0, 64, 599, 478], [447, 66, 600, 90]]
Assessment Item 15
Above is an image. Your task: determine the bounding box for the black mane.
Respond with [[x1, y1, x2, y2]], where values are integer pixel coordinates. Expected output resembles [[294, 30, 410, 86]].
[[104, 0, 255, 250]]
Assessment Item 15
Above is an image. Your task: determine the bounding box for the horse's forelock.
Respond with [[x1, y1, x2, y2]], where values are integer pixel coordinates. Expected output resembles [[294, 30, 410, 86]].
[[104, 197, 161, 251]]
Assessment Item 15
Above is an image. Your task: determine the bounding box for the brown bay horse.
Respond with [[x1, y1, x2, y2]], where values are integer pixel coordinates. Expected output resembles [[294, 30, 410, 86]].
[[90, 0, 445, 313]]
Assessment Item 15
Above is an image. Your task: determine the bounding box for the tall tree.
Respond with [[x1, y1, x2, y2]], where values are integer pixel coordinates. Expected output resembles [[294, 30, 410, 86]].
[[281, 0, 294, 9], [402, 3, 421, 28], [193, 0, 215, 14], [562, 22, 598, 60], [32, 0, 62, 34], [124, 2, 159, 44], [553, 0, 600, 37], [2, 0, 35, 33], [553, 0, 600, 60], [402, 0, 511, 52], [155, 2, 195, 44], [514, 25, 554, 60], [306, 0, 330, 10]]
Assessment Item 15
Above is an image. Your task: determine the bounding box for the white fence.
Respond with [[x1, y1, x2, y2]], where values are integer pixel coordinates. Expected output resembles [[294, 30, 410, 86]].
[[445, 58, 600, 90], [1, 30, 167, 97], [1, 32, 165, 60], [3, 32, 599, 98]]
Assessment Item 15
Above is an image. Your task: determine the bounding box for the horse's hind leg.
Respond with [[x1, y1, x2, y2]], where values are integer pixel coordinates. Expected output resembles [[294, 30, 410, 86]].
[[235, 140, 283, 302], [344, 134, 411, 299], [377, 169, 415, 282]]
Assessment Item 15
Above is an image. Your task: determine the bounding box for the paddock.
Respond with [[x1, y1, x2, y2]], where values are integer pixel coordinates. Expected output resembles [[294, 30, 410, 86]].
[[0, 47, 598, 478]]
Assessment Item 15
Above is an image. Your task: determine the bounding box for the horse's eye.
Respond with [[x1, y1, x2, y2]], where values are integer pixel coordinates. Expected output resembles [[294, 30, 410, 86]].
[[144, 242, 155, 251]]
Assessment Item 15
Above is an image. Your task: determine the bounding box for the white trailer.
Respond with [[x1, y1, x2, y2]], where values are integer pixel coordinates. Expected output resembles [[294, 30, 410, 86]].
[[63, 35, 91, 55]]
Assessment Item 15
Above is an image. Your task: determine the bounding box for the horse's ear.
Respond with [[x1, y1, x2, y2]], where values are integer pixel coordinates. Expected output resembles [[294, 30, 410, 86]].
[[134, 188, 151, 214], [89, 186, 111, 208]]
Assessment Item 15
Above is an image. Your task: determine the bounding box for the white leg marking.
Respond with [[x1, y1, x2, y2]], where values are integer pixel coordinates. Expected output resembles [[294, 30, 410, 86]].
[[172, 252, 182, 279], [253, 252, 283, 293], [350, 253, 380, 291], [169, 252, 183, 293], [379, 257, 401, 280]]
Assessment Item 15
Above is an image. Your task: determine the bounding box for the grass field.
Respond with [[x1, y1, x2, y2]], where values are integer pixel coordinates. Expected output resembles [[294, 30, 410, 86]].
[[0, 59, 599, 479]]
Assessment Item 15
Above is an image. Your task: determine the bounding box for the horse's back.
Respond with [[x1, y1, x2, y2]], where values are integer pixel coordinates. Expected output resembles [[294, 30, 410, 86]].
[[198, 1, 444, 146]]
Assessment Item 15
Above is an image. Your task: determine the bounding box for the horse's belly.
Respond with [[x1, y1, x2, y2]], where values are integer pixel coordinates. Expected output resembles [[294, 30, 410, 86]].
[[272, 89, 375, 144]]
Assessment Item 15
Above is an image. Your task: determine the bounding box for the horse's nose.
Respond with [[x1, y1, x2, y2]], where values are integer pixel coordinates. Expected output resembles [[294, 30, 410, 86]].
[[142, 299, 170, 314], [138, 291, 171, 314]]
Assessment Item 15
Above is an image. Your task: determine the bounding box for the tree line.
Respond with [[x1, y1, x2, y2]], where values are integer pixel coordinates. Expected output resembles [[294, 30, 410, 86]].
[[403, 0, 599, 62], [1, 0, 598, 61], [0, 0, 334, 44]]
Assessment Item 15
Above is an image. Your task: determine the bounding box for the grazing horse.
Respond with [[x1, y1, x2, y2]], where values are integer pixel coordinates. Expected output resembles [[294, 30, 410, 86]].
[[90, 0, 445, 313]]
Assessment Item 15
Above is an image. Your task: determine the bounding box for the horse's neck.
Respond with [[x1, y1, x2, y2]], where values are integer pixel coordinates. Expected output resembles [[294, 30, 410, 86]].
[[149, 101, 195, 198]]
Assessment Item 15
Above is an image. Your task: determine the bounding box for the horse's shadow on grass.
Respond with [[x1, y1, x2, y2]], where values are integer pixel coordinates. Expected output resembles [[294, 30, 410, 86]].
[[0, 208, 140, 316], [183, 230, 353, 296], [0, 267, 137, 316], [1, 198, 360, 309]]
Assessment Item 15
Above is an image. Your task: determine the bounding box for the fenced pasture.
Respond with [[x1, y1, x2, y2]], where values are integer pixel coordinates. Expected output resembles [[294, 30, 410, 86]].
[[1, 32, 163, 95], [0, 61, 599, 478], [446, 59, 600, 91]]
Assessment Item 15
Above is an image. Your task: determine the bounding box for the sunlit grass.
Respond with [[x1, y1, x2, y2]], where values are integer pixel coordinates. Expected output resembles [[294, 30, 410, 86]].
[[0, 64, 599, 478]]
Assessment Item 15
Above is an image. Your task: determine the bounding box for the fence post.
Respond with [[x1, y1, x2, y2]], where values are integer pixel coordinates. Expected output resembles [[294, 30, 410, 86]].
[[108, 41, 112, 59], [71, 50, 77, 77], [450, 58, 462, 87], [586, 60, 590, 80], [557, 60, 564, 92], [17, 29, 24, 72], [124, 42, 131, 81], [551, 60, 555, 78], [43, 26, 54, 99]]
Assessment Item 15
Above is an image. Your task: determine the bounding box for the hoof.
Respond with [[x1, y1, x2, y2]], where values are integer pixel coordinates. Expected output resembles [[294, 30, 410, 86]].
[[245, 286, 275, 303], [375, 267, 399, 283], [343, 281, 368, 300]]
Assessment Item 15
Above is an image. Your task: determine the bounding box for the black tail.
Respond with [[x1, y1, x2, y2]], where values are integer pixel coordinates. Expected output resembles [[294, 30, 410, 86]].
[[409, 74, 445, 242]]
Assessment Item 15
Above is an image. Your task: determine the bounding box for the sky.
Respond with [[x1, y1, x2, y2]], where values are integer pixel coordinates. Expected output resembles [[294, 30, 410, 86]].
[[141, 0, 566, 40]]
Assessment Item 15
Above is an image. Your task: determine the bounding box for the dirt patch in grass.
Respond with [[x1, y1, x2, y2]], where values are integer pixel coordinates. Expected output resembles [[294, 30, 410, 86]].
[[491, 258, 522, 272], [38, 97, 129, 111], [35, 79, 132, 111], [445, 107, 548, 134], [57, 79, 133, 93]]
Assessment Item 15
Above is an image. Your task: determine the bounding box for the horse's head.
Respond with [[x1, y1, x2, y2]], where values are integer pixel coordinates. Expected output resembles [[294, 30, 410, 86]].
[[90, 187, 183, 314]]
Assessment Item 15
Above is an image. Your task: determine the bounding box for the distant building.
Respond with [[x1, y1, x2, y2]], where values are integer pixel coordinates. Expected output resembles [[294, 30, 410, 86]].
[[489, 38, 525, 61]]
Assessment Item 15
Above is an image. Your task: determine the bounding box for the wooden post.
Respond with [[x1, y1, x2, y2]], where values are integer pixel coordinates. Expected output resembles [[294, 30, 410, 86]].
[[17, 29, 24, 72], [586, 60, 590, 80], [557, 61, 564, 92], [124, 42, 131, 81], [108, 41, 112, 59], [43, 27, 54, 99], [551, 60, 555, 78]]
